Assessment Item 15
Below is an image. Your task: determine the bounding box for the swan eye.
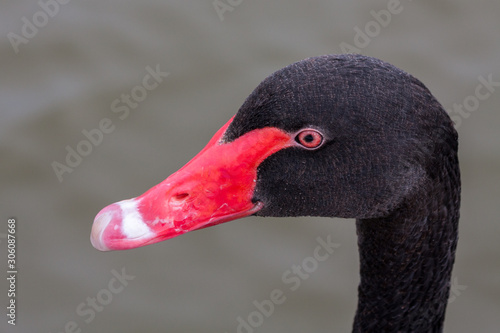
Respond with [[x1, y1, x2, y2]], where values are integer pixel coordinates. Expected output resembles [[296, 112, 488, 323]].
[[295, 129, 324, 149]]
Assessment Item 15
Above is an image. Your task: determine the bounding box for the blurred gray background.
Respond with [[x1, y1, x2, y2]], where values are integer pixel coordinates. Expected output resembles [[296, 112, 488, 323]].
[[1, 1, 499, 332]]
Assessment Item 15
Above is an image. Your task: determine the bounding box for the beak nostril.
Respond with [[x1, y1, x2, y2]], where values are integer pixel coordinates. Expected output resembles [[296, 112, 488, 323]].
[[173, 193, 189, 201]]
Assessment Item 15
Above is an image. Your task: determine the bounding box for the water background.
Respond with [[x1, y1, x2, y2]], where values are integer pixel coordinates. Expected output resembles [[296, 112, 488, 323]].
[[1, 1, 499, 332]]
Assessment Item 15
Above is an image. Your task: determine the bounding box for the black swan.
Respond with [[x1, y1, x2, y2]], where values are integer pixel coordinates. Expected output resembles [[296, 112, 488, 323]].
[[91, 54, 460, 332]]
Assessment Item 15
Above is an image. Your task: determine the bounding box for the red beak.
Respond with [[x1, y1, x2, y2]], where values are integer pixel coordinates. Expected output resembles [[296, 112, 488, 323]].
[[91, 117, 293, 251]]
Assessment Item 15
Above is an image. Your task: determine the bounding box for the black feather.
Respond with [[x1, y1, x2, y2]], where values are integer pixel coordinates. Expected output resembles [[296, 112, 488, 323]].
[[225, 54, 460, 332]]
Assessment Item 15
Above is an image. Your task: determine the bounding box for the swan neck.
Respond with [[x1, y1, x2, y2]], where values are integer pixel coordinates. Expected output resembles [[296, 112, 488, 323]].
[[353, 166, 460, 332]]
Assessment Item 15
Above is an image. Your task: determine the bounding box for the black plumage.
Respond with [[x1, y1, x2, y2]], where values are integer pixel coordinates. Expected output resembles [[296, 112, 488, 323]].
[[224, 54, 460, 332]]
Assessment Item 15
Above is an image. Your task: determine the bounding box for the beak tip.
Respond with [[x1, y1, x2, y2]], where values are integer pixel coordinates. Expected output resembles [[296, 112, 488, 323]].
[[91, 199, 156, 251], [90, 205, 118, 251]]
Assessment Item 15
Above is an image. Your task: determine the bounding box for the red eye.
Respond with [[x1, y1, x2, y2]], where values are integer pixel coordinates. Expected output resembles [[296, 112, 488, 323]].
[[295, 129, 324, 149]]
